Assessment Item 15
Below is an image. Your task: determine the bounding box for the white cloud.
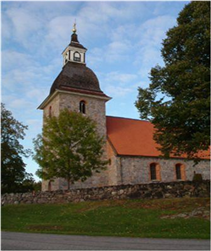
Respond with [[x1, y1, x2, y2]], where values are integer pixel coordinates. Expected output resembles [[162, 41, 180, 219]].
[[105, 85, 133, 98], [26, 88, 49, 104], [8, 98, 33, 110], [132, 80, 149, 89], [132, 15, 176, 80], [88, 48, 104, 65], [2, 2, 148, 66], [104, 72, 137, 85], [89, 37, 132, 64], [105, 40, 132, 62], [1, 15, 12, 39], [44, 15, 74, 50], [89, 14, 176, 92], [26, 119, 42, 133], [3, 69, 33, 91], [5, 8, 43, 47], [2, 50, 36, 71], [2, 49, 60, 101], [97, 71, 139, 98], [79, 2, 149, 25], [138, 15, 175, 46]]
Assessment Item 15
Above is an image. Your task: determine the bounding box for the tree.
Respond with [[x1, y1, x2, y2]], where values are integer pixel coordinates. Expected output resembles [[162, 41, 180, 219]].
[[33, 109, 108, 190], [16, 173, 35, 193], [32, 181, 42, 192], [1, 103, 32, 193], [18, 177, 42, 193], [135, 2, 210, 160]]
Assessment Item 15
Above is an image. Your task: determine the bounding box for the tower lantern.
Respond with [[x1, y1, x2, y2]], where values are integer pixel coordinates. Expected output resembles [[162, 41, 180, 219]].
[[62, 23, 87, 66]]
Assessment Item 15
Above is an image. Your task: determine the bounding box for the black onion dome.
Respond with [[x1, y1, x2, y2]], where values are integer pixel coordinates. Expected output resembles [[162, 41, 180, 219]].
[[69, 33, 87, 50], [50, 62, 102, 95], [71, 33, 79, 43]]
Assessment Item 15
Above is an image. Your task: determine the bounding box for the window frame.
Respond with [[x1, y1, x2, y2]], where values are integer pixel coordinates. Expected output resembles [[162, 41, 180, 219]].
[[79, 100, 86, 114], [150, 163, 157, 180], [175, 163, 186, 181], [74, 51, 81, 62], [175, 164, 182, 180]]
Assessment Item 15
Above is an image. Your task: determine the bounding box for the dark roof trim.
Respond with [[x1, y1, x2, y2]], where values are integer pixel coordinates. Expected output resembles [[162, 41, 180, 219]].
[[38, 89, 111, 109], [69, 42, 87, 50], [59, 86, 111, 98]]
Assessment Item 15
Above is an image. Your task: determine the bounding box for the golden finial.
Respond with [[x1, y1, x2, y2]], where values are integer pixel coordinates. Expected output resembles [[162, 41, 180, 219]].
[[72, 21, 77, 33]]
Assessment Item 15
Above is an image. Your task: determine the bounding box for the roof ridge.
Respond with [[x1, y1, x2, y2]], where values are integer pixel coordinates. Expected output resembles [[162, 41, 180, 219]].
[[106, 115, 150, 123]]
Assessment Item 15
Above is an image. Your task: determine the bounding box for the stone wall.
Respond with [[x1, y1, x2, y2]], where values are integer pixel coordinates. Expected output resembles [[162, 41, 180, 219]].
[[43, 93, 60, 118], [2, 181, 210, 205], [113, 155, 210, 185], [59, 92, 107, 138], [107, 140, 120, 186]]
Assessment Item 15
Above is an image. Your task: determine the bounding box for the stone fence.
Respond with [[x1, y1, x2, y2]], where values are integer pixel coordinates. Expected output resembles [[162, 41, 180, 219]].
[[1, 181, 210, 205]]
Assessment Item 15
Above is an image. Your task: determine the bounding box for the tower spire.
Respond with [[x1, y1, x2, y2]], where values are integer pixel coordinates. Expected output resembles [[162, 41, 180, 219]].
[[71, 21, 79, 43], [72, 21, 77, 34]]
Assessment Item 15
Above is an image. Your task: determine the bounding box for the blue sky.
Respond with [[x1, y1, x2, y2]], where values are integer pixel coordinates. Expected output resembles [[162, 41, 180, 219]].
[[2, 1, 189, 180]]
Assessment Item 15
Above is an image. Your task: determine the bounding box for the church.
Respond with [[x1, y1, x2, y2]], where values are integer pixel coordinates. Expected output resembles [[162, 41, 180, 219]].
[[38, 25, 210, 191]]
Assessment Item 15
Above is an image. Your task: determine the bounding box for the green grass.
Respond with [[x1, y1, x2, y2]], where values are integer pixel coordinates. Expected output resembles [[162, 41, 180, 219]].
[[1, 197, 210, 239]]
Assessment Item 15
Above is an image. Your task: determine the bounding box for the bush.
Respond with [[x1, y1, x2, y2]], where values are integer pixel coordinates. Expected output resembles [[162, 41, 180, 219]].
[[193, 173, 203, 182]]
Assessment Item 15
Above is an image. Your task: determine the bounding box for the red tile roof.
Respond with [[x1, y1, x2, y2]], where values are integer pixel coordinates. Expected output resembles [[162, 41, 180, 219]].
[[106, 116, 210, 160]]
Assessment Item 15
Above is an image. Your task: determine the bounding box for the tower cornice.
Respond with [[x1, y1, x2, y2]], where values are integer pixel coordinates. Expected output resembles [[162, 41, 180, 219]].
[[38, 89, 111, 110]]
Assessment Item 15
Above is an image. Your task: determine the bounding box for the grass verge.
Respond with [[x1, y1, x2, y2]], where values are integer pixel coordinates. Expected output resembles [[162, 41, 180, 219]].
[[1, 197, 210, 239]]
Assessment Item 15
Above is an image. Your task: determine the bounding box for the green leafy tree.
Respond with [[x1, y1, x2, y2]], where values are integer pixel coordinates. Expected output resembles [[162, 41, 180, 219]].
[[135, 2, 210, 160], [1, 103, 32, 193], [33, 109, 108, 190], [32, 181, 42, 192], [18, 177, 42, 193], [16, 173, 35, 193]]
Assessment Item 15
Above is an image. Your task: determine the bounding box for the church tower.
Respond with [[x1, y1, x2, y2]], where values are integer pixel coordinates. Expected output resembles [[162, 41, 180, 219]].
[[38, 24, 111, 191]]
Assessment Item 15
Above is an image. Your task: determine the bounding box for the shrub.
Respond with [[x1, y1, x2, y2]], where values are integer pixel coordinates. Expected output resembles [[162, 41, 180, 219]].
[[193, 173, 203, 182]]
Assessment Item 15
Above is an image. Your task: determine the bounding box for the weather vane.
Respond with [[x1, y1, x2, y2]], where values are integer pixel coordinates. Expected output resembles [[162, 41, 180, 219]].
[[72, 19, 77, 33]]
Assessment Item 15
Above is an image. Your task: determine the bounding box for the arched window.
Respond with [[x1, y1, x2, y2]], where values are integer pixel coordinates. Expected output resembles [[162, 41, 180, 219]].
[[150, 163, 157, 180], [74, 51, 81, 62], [175, 163, 186, 180], [79, 100, 86, 114], [175, 164, 182, 180], [149, 163, 161, 181], [49, 106, 52, 118]]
